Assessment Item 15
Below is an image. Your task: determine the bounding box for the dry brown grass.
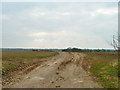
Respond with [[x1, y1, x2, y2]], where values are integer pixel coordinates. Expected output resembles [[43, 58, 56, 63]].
[[2, 51, 58, 75]]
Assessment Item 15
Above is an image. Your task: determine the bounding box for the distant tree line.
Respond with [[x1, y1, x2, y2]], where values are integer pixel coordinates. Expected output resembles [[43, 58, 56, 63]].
[[62, 47, 115, 52], [2, 48, 115, 52]]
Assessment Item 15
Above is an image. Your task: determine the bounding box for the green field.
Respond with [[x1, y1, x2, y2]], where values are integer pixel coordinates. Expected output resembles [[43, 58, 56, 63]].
[[83, 52, 118, 88], [2, 51, 58, 75]]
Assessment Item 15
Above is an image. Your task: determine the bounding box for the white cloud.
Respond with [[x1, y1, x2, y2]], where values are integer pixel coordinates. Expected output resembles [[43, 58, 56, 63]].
[[97, 8, 117, 15], [91, 7, 118, 17], [29, 32, 49, 37], [28, 31, 66, 38], [29, 7, 73, 19], [27, 30, 110, 48], [57, 12, 72, 16], [32, 12, 46, 16], [33, 38, 46, 42]]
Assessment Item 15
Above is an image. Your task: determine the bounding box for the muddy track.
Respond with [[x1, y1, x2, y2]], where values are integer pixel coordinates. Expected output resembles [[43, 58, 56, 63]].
[[4, 52, 102, 88]]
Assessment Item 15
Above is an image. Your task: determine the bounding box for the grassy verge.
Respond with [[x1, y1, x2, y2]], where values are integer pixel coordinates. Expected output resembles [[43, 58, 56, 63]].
[[2, 51, 59, 75], [83, 52, 118, 88]]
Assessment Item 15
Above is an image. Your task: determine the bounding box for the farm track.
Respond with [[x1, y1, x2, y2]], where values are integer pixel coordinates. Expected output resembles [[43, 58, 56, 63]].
[[4, 52, 102, 88]]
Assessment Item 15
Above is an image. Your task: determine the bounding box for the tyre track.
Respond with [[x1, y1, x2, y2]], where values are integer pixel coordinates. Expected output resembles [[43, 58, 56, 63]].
[[5, 52, 102, 88]]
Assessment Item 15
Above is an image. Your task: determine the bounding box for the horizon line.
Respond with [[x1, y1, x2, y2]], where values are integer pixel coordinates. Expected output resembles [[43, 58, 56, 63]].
[[1, 47, 115, 50]]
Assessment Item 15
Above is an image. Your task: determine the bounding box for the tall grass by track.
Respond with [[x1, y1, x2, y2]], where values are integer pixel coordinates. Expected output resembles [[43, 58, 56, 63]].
[[83, 52, 118, 88], [2, 51, 59, 75]]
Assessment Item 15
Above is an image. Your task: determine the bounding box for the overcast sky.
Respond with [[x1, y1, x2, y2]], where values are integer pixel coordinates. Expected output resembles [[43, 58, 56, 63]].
[[2, 2, 118, 49]]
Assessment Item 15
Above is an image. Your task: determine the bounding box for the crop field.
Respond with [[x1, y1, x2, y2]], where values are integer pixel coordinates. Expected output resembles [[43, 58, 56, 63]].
[[2, 51, 58, 75], [83, 52, 118, 88]]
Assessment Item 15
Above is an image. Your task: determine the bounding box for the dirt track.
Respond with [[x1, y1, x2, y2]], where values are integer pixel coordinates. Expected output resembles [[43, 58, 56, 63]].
[[10, 52, 102, 88]]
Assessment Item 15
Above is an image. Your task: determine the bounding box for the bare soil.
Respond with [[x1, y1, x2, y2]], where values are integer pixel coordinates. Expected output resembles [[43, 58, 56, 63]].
[[3, 52, 102, 88]]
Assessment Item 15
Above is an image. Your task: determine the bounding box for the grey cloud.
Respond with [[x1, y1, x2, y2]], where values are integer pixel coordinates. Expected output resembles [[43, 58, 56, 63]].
[[2, 2, 118, 48]]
